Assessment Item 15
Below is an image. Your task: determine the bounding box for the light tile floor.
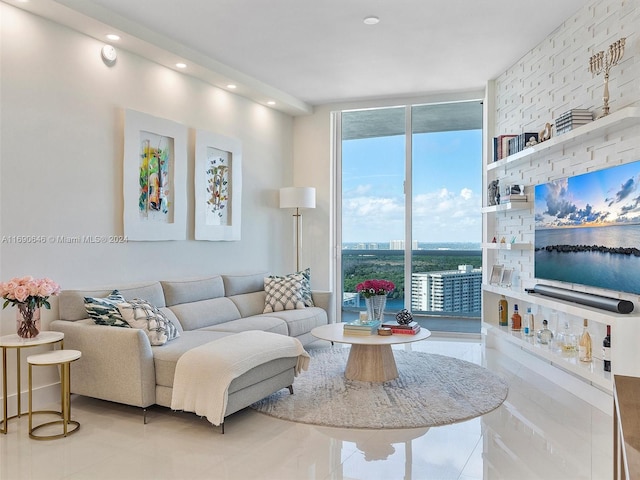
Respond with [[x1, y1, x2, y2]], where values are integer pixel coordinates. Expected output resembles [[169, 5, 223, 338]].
[[0, 335, 612, 480]]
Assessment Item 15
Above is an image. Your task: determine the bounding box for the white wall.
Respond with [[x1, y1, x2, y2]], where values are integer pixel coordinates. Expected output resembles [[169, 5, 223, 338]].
[[487, 0, 640, 299], [0, 3, 297, 336]]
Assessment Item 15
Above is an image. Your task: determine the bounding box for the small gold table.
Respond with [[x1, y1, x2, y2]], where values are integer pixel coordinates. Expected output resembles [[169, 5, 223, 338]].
[[28, 349, 82, 440], [0, 331, 64, 434]]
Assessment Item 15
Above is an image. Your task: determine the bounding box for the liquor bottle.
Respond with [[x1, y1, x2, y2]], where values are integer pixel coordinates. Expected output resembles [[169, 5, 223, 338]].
[[524, 307, 535, 336], [511, 304, 522, 331], [498, 296, 509, 327], [560, 321, 577, 353], [537, 319, 553, 344], [603, 325, 611, 372], [578, 319, 592, 362]]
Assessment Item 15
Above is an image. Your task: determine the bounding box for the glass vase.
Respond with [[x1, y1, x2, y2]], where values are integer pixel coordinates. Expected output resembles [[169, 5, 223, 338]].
[[365, 295, 387, 322], [16, 304, 41, 339]]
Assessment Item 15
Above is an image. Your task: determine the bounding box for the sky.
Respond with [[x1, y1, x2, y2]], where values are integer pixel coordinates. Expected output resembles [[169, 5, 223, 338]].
[[534, 160, 640, 229], [341, 129, 482, 244]]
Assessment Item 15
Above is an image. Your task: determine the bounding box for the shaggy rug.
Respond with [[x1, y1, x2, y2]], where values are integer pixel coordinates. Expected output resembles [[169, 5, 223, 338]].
[[251, 347, 508, 429]]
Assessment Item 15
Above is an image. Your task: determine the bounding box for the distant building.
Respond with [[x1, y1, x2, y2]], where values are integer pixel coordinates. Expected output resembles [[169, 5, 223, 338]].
[[389, 240, 419, 250], [411, 265, 482, 313], [389, 240, 403, 250]]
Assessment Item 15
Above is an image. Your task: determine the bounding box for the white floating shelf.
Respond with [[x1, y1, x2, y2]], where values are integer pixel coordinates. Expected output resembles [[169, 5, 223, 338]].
[[481, 201, 531, 213], [487, 107, 640, 172], [484, 322, 612, 392], [482, 284, 640, 326], [483, 242, 531, 250]]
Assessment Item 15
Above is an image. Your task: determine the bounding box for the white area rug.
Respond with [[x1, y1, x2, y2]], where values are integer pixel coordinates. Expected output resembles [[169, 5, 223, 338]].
[[251, 347, 508, 429]]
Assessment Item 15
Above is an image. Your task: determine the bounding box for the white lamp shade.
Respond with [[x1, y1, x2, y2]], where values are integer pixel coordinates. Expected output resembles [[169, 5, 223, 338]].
[[279, 187, 316, 209]]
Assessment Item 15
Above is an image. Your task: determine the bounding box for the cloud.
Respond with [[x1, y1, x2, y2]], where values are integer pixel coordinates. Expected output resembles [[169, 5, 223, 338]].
[[342, 186, 481, 242], [543, 179, 577, 218], [567, 203, 608, 224], [615, 177, 636, 202]]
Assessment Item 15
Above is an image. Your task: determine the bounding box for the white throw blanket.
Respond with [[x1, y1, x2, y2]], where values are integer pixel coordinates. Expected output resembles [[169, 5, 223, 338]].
[[170, 331, 310, 426]]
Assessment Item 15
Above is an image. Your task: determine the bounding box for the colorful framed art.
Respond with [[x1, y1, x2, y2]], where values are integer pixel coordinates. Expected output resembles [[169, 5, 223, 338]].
[[123, 110, 187, 241], [194, 129, 242, 241]]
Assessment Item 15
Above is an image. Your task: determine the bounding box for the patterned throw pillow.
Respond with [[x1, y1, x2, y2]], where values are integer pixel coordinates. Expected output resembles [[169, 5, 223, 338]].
[[299, 268, 315, 307], [84, 290, 130, 328], [116, 299, 179, 346], [263, 272, 307, 313]]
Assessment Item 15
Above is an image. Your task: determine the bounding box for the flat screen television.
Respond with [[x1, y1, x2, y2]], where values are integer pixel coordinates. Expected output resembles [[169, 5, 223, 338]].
[[534, 159, 640, 296]]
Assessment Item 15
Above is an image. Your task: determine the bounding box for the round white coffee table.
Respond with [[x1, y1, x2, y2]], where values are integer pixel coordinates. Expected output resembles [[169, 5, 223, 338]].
[[311, 323, 431, 382]]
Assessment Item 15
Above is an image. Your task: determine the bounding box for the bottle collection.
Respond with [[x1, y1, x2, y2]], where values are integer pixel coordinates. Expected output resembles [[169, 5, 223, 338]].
[[497, 297, 610, 372]]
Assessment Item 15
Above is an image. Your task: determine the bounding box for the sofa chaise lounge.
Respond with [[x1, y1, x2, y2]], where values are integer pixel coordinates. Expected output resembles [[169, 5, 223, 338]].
[[50, 272, 331, 429]]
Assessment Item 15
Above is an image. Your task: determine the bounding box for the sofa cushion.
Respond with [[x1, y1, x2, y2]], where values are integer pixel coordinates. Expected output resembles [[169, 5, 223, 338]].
[[159, 307, 184, 334], [161, 276, 225, 306], [201, 316, 288, 336], [84, 291, 130, 328], [59, 281, 165, 321], [169, 297, 241, 331], [222, 272, 268, 296], [152, 331, 233, 387], [263, 273, 306, 313], [299, 268, 315, 307], [117, 299, 180, 346], [261, 306, 328, 338], [228, 291, 267, 318]]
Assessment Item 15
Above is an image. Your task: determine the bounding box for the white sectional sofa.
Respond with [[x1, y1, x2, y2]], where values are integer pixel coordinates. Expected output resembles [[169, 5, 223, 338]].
[[50, 272, 331, 428]]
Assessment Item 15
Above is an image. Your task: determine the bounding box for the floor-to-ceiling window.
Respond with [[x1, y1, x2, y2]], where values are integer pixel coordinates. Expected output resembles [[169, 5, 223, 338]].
[[337, 101, 483, 332]]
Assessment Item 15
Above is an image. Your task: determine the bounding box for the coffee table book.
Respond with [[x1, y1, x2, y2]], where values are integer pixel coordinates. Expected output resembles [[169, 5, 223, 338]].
[[343, 320, 381, 335], [382, 321, 418, 330], [390, 326, 421, 335]]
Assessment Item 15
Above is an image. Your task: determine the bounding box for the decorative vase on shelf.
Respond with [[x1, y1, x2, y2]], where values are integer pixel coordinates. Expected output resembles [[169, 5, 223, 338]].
[[365, 295, 387, 322], [16, 304, 41, 339]]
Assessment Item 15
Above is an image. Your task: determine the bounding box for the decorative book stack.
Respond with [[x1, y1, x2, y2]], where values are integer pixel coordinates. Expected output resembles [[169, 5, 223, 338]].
[[343, 320, 381, 336], [500, 193, 527, 204], [381, 321, 421, 335], [492, 134, 517, 161], [555, 109, 593, 135]]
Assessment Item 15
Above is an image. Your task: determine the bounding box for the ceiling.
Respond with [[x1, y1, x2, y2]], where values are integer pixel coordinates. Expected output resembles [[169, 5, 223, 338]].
[[10, 0, 590, 115]]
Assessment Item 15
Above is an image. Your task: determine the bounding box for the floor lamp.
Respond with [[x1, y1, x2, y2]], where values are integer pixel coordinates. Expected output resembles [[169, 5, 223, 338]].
[[279, 187, 316, 271]]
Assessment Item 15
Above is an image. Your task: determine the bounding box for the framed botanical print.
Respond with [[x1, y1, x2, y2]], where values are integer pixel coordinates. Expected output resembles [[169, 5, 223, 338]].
[[194, 129, 242, 241]]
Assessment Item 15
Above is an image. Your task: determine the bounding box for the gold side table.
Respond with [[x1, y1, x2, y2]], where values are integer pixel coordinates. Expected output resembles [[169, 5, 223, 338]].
[[1, 331, 64, 434], [28, 349, 81, 440]]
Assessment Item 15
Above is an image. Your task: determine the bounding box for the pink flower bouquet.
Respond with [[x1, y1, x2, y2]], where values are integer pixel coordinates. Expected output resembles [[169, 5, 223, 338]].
[[355, 279, 395, 298], [1, 276, 61, 311]]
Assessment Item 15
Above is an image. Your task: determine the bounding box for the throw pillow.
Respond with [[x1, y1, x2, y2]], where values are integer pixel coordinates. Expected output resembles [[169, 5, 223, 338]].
[[84, 290, 130, 328], [117, 298, 180, 346], [299, 268, 315, 307], [263, 272, 307, 313]]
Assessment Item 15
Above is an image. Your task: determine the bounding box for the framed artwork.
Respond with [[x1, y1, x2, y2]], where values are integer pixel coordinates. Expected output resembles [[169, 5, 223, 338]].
[[194, 129, 242, 241], [123, 110, 187, 241], [489, 265, 503, 285], [500, 268, 514, 287]]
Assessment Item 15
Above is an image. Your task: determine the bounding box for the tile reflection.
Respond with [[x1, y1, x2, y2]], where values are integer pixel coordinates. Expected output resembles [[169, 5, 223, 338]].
[[0, 336, 612, 480]]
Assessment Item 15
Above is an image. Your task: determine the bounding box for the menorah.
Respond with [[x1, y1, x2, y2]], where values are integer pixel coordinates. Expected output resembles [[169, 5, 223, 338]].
[[589, 37, 625, 117]]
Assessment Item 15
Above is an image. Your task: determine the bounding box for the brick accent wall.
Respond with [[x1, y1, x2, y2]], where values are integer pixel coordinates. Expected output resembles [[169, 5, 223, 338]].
[[486, 0, 640, 295]]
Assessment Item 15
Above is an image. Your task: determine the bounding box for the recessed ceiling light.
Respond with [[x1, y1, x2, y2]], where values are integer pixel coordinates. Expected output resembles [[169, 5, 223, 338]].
[[227, 84, 237, 89], [267, 101, 276, 106], [175, 63, 187, 69], [106, 34, 120, 41], [363, 16, 379, 25]]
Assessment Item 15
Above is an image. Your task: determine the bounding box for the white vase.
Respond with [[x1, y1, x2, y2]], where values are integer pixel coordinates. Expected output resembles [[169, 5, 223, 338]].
[[365, 295, 387, 322]]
